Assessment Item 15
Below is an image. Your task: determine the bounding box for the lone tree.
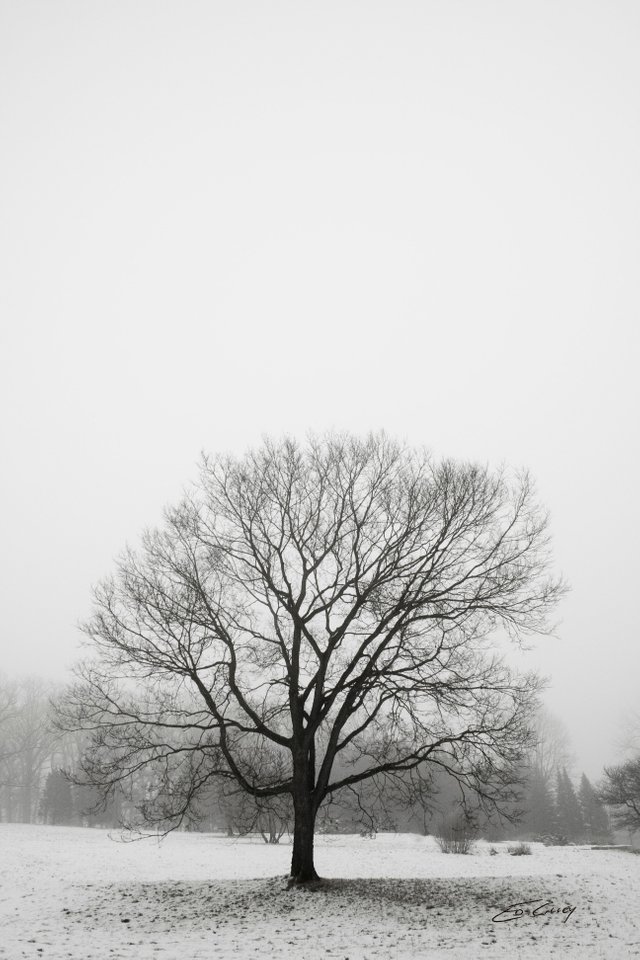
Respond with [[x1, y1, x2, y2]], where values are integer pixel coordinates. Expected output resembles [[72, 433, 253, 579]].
[[58, 434, 564, 883]]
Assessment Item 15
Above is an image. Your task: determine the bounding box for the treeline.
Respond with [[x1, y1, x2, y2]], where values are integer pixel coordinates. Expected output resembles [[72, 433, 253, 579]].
[[0, 677, 627, 844], [514, 767, 612, 844], [0, 677, 115, 826], [0, 677, 63, 823]]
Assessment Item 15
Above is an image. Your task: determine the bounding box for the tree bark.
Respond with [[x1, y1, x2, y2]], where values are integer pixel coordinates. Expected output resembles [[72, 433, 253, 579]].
[[290, 791, 319, 883]]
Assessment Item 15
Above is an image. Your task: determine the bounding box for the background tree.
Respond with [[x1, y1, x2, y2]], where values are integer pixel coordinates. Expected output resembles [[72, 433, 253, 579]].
[[578, 773, 612, 844], [0, 676, 18, 820], [555, 768, 584, 842], [599, 757, 640, 835], [73, 782, 123, 828], [57, 434, 565, 883], [204, 772, 292, 841], [531, 709, 574, 782], [0, 677, 58, 823], [522, 765, 557, 838], [518, 708, 573, 839], [40, 769, 74, 825], [0, 677, 17, 732], [616, 710, 640, 758]]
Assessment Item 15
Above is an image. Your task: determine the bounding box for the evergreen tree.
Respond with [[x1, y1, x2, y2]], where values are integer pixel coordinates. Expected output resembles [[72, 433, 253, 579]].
[[579, 773, 612, 843], [526, 765, 557, 837], [40, 769, 73, 825], [555, 768, 584, 842]]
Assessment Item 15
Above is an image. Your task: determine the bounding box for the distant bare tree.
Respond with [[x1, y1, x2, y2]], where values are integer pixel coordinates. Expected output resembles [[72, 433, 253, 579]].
[[0, 677, 59, 822], [0, 677, 17, 733], [0, 677, 18, 819], [57, 434, 565, 883], [531, 708, 574, 781], [616, 709, 640, 758]]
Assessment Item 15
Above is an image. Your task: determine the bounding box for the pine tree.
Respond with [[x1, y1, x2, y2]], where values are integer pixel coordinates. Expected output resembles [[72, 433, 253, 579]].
[[579, 773, 612, 844], [40, 770, 73, 825], [524, 763, 556, 838], [555, 769, 584, 842]]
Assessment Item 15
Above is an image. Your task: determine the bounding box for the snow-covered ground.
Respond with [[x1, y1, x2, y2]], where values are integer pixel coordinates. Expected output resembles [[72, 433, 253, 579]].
[[1, 825, 639, 959]]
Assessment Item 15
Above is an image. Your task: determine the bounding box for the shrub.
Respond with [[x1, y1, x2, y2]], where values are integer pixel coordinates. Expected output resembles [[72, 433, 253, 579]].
[[488, 845, 499, 856], [533, 834, 568, 846], [508, 842, 532, 856], [435, 816, 476, 854], [436, 834, 475, 854]]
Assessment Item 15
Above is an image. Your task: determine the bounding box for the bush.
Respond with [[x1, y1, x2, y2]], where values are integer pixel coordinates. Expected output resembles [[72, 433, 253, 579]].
[[435, 817, 476, 854], [436, 834, 475, 854], [508, 842, 532, 856], [488, 845, 499, 856], [533, 834, 568, 846]]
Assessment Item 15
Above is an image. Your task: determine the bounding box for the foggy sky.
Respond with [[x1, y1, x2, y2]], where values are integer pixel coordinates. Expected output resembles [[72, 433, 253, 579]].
[[2, 0, 639, 780]]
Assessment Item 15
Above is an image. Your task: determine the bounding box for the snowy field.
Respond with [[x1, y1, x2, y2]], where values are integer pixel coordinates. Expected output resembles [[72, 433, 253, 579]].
[[1, 825, 639, 959]]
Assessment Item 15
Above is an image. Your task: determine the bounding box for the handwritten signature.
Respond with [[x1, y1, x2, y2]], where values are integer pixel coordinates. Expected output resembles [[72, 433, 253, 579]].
[[492, 899, 577, 923]]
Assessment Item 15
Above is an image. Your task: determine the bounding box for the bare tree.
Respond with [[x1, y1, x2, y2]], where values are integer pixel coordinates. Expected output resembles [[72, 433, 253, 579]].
[[57, 433, 565, 883], [616, 709, 640, 758], [0, 677, 17, 732], [0, 676, 19, 819], [599, 757, 640, 835], [531, 708, 574, 782], [0, 676, 59, 822]]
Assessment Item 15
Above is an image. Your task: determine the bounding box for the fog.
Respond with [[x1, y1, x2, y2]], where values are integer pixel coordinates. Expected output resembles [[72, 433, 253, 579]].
[[2, 0, 639, 781]]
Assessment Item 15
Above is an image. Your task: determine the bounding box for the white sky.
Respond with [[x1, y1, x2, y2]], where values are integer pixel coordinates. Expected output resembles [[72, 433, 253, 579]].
[[1, 0, 639, 779]]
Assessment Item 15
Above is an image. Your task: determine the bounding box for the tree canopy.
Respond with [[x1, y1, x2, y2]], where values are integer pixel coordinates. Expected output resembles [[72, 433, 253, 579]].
[[58, 433, 565, 882]]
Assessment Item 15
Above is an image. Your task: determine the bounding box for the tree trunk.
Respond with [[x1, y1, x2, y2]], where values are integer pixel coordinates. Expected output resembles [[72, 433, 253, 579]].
[[290, 792, 319, 883], [22, 777, 33, 823]]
